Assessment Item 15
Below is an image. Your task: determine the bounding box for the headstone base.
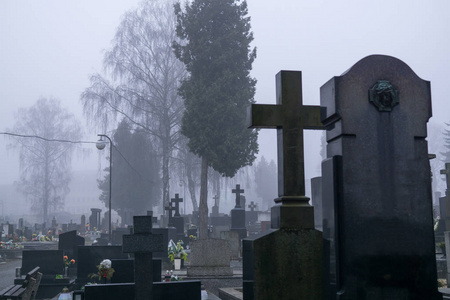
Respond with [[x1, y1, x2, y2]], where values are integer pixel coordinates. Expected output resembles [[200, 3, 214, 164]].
[[244, 228, 323, 300], [187, 266, 233, 277], [271, 204, 314, 229], [186, 239, 233, 277]]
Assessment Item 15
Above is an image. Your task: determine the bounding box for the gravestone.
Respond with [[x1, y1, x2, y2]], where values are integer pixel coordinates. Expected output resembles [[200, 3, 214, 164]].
[[80, 215, 86, 234], [230, 184, 247, 239], [245, 70, 324, 300], [187, 238, 232, 276], [76, 246, 128, 284], [170, 194, 185, 241], [89, 208, 102, 230], [21, 249, 64, 277], [211, 195, 220, 217], [110, 258, 162, 284], [164, 203, 176, 227], [58, 230, 85, 269], [112, 227, 132, 246], [123, 215, 164, 300], [310, 176, 323, 232], [321, 55, 442, 299], [246, 201, 258, 225]]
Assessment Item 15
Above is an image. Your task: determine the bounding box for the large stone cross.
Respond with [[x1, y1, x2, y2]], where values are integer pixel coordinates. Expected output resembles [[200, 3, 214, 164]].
[[232, 184, 244, 208], [248, 71, 324, 205], [171, 194, 183, 217], [441, 162, 450, 196], [123, 216, 163, 300]]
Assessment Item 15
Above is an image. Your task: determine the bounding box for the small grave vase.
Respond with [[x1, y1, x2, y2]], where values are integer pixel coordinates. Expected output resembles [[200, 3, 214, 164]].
[[64, 267, 68, 277], [174, 258, 182, 270]]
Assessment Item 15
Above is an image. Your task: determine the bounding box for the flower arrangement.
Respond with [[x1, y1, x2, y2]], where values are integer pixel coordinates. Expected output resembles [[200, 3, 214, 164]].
[[188, 235, 197, 241], [89, 259, 115, 281], [63, 256, 76, 268], [168, 240, 188, 262], [434, 216, 440, 231]]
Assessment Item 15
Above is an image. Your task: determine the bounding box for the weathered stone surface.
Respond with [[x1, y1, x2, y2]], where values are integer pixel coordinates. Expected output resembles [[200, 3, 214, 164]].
[[187, 239, 233, 277], [251, 229, 323, 300], [321, 55, 442, 299]]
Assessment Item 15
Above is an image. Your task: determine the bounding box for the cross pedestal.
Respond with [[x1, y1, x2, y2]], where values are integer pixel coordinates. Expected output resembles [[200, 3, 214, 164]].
[[123, 216, 164, 300]]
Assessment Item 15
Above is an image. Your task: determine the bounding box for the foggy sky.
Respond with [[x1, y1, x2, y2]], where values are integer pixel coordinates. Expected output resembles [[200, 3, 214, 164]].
[[1, 0, 449, 198]]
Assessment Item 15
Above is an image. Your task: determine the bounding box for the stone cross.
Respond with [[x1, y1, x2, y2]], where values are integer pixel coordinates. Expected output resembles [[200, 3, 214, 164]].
[[248, 71, 324, 205], [170, 194, 183, 217], [213, 195, 220, 207], [441, 162, 450, 196], [164, 203, 175, 226], [123, 216, 163, 300], [232, 184, 244, 208], [248, 201, 257, 212]]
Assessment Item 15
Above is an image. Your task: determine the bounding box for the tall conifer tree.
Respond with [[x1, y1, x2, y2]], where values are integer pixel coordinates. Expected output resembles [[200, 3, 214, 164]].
[[174, 0, 258, 238]]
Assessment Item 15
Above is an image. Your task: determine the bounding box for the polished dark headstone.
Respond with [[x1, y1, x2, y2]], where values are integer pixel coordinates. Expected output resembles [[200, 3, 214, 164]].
[[21, 250, 64, 277], [58, 230, 85, 254], [76, 246, 128, 284], [110, 259, 161, 283], [321, 55, 442, 299]]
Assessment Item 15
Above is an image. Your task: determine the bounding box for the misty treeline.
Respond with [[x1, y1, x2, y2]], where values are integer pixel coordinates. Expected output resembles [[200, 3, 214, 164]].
[[80, 0, 260, 233], [8, 98, 82, 224]]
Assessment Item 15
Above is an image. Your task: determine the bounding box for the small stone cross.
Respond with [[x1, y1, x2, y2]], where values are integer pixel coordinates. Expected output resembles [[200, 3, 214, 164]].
[[248, 71, 324, 205], [213, 195, 220, 207], [164, 203, 175, 226], [171, 194, 183, 217], [248, 201, 257, 212], [441, 162, 450, 196], [123, 216, 163, 300], [232, 184, 245, 208]]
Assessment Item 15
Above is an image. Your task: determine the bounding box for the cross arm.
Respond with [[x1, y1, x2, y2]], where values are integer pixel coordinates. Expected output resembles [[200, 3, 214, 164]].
[[247, 104, 283, 128], [302, 106, 325, 130]]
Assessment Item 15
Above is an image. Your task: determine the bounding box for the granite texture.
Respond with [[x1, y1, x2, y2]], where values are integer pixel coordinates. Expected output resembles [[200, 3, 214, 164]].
[[246, 228, 323, 300], [320, 55, 442, 299], [187, 239, 233, 277]]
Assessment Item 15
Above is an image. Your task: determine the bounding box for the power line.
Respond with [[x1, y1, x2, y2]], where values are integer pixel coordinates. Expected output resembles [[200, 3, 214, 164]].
[[1, 131, 142, 177], [0, 132, 96, 144]]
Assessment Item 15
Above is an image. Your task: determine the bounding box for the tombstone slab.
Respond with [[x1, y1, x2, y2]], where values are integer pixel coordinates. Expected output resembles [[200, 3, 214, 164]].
[[187, 239, 233, 277], [321, 55, 442, 299]]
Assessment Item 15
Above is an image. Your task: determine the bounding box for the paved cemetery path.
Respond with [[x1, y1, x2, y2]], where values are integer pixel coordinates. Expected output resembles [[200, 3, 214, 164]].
[[0, 258, 21, 290]]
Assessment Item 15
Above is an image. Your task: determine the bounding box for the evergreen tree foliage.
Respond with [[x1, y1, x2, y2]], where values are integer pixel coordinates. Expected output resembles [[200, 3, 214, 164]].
[[98, 120, 161, 224], [174, 0, 258, 238]]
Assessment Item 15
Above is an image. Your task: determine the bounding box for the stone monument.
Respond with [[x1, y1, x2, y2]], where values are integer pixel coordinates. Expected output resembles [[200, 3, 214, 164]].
[[123, 216, 164, 300], [321, 55, 442, 299], [245, 70, 324, 300], [230, 184, 247, 239]]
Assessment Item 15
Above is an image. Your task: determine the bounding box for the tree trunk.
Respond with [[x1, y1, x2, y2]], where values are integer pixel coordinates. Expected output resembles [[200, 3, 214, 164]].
[[198, 156, 208, 239], [186, 154, 198, 211]]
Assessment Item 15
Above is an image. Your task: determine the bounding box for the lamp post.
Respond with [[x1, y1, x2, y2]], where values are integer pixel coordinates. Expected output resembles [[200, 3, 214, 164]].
[[96, 134, 112, 243]]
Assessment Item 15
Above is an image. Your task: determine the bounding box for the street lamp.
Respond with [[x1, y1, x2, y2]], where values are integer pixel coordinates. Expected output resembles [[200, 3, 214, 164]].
[[96, 134, 112, 243]]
